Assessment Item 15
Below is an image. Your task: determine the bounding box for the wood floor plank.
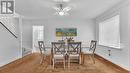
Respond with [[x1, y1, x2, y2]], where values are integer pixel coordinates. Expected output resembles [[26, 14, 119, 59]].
[[0, 53, 129, 73]]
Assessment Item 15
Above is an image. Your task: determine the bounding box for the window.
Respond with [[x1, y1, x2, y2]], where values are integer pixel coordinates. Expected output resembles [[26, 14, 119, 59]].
[[99, 15, 120, 48], [33, 26, 44, 41]]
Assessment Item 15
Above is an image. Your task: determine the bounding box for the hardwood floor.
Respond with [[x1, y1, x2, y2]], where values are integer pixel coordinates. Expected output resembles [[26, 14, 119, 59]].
[[0, 53, 129, 73]]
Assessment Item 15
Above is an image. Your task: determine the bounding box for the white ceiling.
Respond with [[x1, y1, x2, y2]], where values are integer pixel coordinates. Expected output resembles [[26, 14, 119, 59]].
[[15, 0, 123, 19]]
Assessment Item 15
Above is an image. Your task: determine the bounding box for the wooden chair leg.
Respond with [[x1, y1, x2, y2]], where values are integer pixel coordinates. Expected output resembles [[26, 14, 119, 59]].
[[53, 59, 55, 69], [50, 56, 52, 65], [68, 58, 70, 68], [44, 55, 46, 60], [40, 55, 44, 64], [88, 54, 93, 63], [79, 55, 82, 64], [82, 54, 84, 64], [92, 54, 95, 64], [64, 59, 65, 69], [88, 54, 95, 64]]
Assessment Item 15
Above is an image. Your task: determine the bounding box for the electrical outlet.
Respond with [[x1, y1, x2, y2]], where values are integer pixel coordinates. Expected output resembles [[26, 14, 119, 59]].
[[108, 50, 111, 56]]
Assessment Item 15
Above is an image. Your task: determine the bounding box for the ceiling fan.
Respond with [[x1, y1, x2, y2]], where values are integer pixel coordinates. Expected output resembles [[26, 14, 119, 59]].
[[53, 0, 71, 16]]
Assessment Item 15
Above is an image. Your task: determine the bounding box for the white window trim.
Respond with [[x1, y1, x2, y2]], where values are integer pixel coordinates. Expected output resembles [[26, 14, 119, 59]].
[[98, 15, 121, 49]]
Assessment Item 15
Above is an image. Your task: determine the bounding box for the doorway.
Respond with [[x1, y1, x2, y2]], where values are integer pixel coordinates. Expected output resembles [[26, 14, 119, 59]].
[[32, 25, 44, 53]]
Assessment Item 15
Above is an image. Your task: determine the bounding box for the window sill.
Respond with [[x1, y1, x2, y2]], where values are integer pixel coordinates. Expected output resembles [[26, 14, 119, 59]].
[[98, 44, 121, 50]]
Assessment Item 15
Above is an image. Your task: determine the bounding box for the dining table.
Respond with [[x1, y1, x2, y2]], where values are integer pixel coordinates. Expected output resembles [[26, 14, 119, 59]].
[[44, 42, 89, 65]]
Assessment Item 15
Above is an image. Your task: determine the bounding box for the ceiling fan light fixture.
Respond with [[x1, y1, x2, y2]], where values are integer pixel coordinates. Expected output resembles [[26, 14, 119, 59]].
[[59, 11, 65, 16], [63, 7, 71, 11]]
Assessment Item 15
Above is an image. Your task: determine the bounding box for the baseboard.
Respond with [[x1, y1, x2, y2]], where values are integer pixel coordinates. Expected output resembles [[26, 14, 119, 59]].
[[0, 55, 22, 67], [95, 54, 130, 72], [22, 50, 32, 57]]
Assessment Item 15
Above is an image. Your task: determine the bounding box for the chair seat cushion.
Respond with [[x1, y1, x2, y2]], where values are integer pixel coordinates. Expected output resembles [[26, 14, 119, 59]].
[[54, 54, 64, 59], [84, 50, 93, 54], [69, 54, 79, 59], [69, 54, 79, 57], [82, 48, 93, 54]]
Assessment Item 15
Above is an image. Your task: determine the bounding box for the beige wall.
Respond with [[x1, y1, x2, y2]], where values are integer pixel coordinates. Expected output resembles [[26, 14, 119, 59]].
[[0, 17, 21, 67], [22, 18, 95, 50], [95, 1, 130, 71]]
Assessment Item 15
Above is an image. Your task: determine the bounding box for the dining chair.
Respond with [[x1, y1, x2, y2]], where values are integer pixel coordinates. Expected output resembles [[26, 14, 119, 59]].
[[68, 42, 82, 68], [51, 42, 66, 69], [38, 41, 47, 64], [85, 40, 97, 64]]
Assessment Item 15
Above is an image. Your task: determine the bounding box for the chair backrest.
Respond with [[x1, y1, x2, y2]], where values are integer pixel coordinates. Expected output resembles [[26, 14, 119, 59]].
[[38, 41, 45, 54], [89, 40, 97, 53], [68, 42, 81, 55], [51, 42, 65, 55]]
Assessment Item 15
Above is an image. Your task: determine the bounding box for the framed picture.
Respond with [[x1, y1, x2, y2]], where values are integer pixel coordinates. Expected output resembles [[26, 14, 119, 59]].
[[56, 28, 77, 37]]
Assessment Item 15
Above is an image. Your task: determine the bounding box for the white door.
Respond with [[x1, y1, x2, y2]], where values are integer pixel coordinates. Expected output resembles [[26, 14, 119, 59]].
[[32, 26, 44, 52]]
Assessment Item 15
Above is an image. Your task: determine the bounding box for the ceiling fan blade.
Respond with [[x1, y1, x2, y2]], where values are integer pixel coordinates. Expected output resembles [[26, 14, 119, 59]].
[[63, 7, 71, 11], [53, 6, 60, 11]]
